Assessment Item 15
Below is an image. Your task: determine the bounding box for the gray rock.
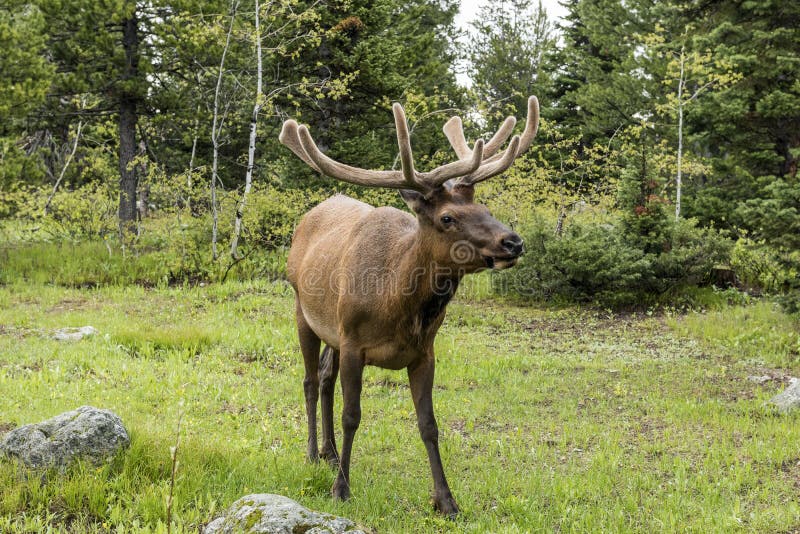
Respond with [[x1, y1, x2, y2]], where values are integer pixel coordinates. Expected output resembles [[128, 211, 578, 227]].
[[204, 494, 367, 534], [53, 326, 98, 341], [0, 406, 129, 469], [747, 375, 772, 384], [768, 377, 800, 413]]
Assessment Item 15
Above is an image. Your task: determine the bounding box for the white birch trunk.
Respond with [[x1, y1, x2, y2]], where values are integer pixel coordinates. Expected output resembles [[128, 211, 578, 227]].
[[230, 0, 262, 260], [675, 46, 685, 221], [44, 120, 83, 215], [187, 112, 200, 211], [211, 0, 239, 260]]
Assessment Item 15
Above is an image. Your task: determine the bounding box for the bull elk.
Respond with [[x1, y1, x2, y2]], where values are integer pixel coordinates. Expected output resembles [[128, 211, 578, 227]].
[[279, 96, 539, 516]]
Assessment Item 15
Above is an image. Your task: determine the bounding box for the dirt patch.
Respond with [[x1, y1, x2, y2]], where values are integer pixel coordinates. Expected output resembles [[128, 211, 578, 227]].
[[236, 352, 262, 364], [0, 421, 17, 436], [0, 324, 38, 338], [448, 417, 521, 438], [217, 401, 259, 418], [46, 297, 99, 314], [520, 312, 652, 336], [747, 368, 795, 386], [366, 376, 408, 390], [780, 457, 800, 491], [449, 419, 467, 438]]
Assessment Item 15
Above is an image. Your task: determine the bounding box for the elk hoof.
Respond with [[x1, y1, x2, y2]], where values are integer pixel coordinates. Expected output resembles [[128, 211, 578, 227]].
[[321, 448, 339, 468], [306, 445, 319, 463], [433, 494, 460, 519], [331, 479, 350, 501]]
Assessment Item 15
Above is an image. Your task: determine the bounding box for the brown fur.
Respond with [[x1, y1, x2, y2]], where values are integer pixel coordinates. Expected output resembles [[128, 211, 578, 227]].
[[287, 187, 522, 516], [280, 98, 536, 517]]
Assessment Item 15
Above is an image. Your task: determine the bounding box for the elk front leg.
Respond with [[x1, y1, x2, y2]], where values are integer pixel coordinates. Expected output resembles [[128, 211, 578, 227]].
[[296, 301, 320, 463], [319, 345, 340, 466], [331, 349, 363, 501], [408, 355, 459, 517]]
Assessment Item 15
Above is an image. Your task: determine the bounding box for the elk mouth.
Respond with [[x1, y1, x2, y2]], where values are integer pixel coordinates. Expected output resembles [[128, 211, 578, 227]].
[[482, 254, 519, 270]]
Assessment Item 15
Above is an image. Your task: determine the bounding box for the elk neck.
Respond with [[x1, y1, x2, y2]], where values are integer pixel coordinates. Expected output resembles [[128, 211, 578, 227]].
[[395, 224, 463, 336]]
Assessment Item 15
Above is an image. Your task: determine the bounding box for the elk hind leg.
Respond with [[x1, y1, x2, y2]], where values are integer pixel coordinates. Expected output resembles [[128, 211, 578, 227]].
[[296, 301, 321, 462], [331, 348, 363, 501], [319, 345, 340, 466]]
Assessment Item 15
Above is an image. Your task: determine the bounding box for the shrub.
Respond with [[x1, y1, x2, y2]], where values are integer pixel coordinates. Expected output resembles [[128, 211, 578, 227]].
[[494, 214, 651, 307], [238, 185, 329, 250], [648, 218, 733, 293], [0, 184, 327, 287], [10, 181, 119, 240], [730, 237, 789, 294], [494, 211, 733, 309]]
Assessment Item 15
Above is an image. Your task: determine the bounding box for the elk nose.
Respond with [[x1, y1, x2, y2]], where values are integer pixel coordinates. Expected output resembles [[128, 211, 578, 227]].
[[501, 233, 524, 256]]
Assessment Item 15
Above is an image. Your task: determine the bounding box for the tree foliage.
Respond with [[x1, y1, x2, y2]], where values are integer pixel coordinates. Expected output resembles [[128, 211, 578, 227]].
[[0, 0, 798, 308]]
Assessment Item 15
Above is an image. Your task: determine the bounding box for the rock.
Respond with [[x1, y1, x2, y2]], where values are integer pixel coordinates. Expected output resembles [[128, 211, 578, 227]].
[[0, 406, 130, 469], [204, 494, 367, 534], [768, 377, 800, 413], [747, 375, 772, 384], [53, 326, 98, 341]]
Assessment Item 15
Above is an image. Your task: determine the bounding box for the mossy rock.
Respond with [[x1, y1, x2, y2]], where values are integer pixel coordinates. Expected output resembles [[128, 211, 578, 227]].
[[0, 406, 129, 470], [204, 494, 368, 534]]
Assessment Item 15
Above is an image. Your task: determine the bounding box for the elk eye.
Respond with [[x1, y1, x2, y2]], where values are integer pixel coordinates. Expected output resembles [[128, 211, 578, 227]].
[[440, 215, 455, 225]]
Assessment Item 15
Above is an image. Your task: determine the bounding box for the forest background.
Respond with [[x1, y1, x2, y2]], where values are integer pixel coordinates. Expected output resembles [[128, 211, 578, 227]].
[[1, 0, 799, 309], [2, 1, 800, 532]]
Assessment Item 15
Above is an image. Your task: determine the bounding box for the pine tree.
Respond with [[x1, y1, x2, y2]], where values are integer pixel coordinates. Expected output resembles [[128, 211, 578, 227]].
[[276, 0, 463, 186], [550, 0, 658, 141], [36, 0, 220, 234], [0, 2, 53, 189], [466, 0, 556, 117]]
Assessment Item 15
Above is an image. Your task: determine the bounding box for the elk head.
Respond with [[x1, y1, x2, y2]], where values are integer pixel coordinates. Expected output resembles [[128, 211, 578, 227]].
[[279, 96, 539, 274]]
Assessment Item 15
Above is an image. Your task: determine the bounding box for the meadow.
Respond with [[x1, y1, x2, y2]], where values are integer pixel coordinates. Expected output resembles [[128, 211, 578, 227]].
[[0, 277, 798, 533]]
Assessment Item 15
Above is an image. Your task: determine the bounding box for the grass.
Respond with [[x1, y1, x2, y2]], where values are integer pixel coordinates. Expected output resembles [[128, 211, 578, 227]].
[[668, 300, 800, 369], [0, 223, 289, 287], [0, 280, 798, 532]]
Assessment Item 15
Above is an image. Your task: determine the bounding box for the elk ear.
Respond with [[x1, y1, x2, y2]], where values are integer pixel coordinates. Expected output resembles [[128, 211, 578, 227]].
[[399, 189, 429, 214]]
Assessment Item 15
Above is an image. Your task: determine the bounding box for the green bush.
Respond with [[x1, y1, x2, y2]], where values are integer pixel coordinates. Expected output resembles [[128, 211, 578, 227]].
[[8, 181, 119, 240], [648, 218, 733, 293], [494, 215, 649, 306], [238, 185, 329, 250], [494, 211, 733, 309], [0, 184, 330, 287], [730, 237, 790, 294]]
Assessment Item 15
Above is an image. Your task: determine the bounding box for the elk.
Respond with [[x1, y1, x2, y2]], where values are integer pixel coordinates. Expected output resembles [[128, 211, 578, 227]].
[[279, 96, 539, 517]]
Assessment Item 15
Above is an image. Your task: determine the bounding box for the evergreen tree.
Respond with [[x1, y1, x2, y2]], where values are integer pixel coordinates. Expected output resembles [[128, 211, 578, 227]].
[[466, 0, 557, 117], [280, 0, 463, 178], [657, 0, 800, 230], [550, 0, 656, 141], [696, 0, 800, 180], [0, 2, 53, 189], [36, 0, 223, 233]]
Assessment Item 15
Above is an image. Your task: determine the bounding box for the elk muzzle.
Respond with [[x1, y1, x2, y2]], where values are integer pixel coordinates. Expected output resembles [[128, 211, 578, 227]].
[[481, 231, 524, 270]]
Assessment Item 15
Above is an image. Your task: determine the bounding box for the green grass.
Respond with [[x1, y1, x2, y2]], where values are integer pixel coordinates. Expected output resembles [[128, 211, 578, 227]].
[[0, 225, 289, 287], [0, 281, 798, 532], [669, 300, 800, 369]]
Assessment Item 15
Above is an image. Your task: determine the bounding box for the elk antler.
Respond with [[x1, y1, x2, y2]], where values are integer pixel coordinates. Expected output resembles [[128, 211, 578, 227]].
[[443, 96, 539, 186], [280, 106, 483, 193], [279, 96, 538, 192]]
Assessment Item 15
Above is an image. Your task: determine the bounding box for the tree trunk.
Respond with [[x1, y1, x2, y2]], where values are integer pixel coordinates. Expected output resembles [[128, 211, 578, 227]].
[[230, 0, 262, 260], [777, 135, 799, 179], [44, 119, 82, 215], [675, 46, 684, 221], [211, 0, 239, 260], [118, 15, 140, 236], [187, 113, 200, 212]]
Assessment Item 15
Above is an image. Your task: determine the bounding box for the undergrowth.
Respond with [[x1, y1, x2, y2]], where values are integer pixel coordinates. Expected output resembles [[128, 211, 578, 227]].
[[0, 281, 798, 532]]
